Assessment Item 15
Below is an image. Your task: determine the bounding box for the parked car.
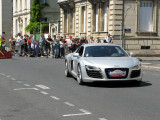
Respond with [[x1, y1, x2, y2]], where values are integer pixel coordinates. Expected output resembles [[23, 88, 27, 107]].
[[65, 43, 142, 85]]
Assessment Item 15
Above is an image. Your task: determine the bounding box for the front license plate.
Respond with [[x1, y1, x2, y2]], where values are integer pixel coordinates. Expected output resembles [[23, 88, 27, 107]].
[[108, 70, 126, 78]]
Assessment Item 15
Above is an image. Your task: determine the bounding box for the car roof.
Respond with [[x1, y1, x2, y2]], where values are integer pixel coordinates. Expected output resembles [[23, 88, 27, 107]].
[[82, 43, 120, 47]]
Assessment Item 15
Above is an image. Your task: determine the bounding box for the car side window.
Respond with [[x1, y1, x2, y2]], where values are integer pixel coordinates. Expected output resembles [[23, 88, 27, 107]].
[[78, 46, 84, 56], [75, 46, 80, 53]]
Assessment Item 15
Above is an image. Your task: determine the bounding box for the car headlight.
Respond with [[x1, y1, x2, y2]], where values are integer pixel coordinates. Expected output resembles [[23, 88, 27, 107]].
[[85, 65, 101, 71], [132, 65, 141, 70]]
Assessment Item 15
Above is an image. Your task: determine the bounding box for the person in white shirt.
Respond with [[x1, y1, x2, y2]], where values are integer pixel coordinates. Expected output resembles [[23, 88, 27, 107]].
[[104, 34, 113, 43], [65, 35, 72, 53], [30, 34, 35, 50], [16, 33, 21, 54]]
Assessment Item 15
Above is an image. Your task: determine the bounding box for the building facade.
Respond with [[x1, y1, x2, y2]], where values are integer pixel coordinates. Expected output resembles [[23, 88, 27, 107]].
[[13, 0, 60, 38], [0, 0, 13, 42], [58, 0, 160, 56]]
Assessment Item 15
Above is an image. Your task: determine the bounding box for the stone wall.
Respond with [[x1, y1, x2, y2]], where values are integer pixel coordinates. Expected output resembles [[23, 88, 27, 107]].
[[2, 0, 13, 44]]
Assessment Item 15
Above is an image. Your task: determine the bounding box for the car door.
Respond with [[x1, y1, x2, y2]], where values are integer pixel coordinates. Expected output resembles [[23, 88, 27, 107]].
[[71, 46, 84, 77]]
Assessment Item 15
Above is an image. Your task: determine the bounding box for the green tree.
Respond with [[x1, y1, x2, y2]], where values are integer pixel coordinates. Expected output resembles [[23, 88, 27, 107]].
[[25, 0, 44, 33]]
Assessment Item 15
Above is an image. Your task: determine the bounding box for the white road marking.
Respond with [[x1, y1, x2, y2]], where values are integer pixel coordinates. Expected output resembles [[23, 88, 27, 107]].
[[40, 91, 49, 95], [152, 74, 160, 76], [63, 109, 92, 117], [0, 73, 5, 75], [6, 76, 11, 78], [14, 88, 39, 91], [64, 102, 75, 107], [35, 85, 50, 89], [98, 118, 108, 120], [23, 84, 30, 87], [50, 96, 60, 100], [17, 81, 22, 83], [11, 78, 16, 80]]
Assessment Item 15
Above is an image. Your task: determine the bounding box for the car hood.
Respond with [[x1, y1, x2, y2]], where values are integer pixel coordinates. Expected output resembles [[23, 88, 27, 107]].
[[82, 57, 140, 68]]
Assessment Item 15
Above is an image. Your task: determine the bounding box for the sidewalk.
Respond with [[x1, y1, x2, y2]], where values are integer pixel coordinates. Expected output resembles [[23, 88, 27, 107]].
[[137, 57, 160, 71]]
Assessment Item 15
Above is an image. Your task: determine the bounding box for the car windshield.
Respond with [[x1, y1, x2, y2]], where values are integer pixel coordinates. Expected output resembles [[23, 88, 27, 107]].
[[84, 46, 128, 57]]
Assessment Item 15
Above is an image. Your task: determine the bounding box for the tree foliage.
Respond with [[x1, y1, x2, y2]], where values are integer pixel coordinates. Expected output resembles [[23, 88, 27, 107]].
[[25, 0, 44, 32]]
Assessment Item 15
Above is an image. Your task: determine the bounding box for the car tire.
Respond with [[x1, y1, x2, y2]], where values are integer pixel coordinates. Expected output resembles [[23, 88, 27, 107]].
[[77, 65, 84, 85], [65, 61, 71, 77]]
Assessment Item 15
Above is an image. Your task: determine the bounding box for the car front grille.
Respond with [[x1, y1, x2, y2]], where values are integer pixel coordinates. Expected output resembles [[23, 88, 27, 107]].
[[130, 70, 141, 78], [105, 68, 129, 79], [86, 69, 103, 79]]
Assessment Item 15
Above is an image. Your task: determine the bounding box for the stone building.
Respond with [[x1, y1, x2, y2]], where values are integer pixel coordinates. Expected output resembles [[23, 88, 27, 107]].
[[13, 0, 60, 38], [0, 0, 13, 42], [58, 0, 160, 56]]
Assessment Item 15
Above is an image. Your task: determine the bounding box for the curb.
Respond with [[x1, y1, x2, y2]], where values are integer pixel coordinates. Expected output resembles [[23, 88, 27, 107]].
[[142, 65, 160, 71]]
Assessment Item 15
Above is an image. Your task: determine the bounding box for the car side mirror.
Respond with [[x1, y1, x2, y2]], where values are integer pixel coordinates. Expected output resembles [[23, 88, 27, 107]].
[[73, 53, 79, 57], [130, 52, 135, 57]]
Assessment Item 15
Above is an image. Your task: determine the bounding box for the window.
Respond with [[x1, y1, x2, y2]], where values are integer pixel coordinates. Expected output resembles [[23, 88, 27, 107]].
[[81, 6, 86, 32], [96, 4, 99, 32], [16, 0, 18, 12], [69, 9, 74, 33], [25, 0, 27, 9], [15, 19, 18, 35], [92, 2, 108, 32], [77, 46, 84, 56], [25, 18, 27, 27], [139, 1, 153, 32], [71, 10, 74, 33], [42, 17, 48, 22], [41, 0, 48, 4], [20, 0, 22, 11], [64, 10, 68, 33], [104, 2, 108, 32]]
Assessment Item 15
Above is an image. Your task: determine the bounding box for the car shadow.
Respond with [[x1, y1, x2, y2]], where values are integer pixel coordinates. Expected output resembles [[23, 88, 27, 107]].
[[84, 81, 152, 88]]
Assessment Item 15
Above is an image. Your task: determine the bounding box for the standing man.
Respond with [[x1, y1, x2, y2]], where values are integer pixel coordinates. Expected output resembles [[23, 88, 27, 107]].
[[39, 35, 46, 57], [52, 35, 57, 58], [96, 37, 101, 43], [66, 35, 72, 53], [30, 34, 35, 50], [46, 35, 53, 58], [104, 34, 113, 43]]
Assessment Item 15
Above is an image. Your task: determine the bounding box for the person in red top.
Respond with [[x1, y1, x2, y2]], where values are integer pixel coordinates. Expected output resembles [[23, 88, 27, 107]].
[[27, 37, 32, 54], [1, 35, 5, 51]]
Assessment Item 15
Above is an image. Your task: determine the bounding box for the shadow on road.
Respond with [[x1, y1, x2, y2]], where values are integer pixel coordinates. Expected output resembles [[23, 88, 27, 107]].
[[84, 81, 152, 88]]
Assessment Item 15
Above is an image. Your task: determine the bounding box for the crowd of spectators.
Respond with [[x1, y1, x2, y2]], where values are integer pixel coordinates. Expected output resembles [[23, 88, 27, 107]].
[[0, 33, 112, 58]]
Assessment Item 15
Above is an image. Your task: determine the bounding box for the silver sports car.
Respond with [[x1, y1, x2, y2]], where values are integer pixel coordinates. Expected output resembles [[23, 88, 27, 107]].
[[65, 43, 142, 85]]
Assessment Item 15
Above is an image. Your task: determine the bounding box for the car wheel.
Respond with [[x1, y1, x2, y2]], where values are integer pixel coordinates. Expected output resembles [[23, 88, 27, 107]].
[[65, 61, 71, 77], [77, 65, 84, 85]]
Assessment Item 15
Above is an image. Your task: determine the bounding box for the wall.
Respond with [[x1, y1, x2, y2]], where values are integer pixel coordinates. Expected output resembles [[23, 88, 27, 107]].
[[1, 0, 13, 44], [0, 0, 2, 35]]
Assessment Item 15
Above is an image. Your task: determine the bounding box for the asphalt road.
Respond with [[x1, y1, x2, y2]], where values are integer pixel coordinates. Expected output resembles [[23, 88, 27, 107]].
[[0, 57, 160, 120]]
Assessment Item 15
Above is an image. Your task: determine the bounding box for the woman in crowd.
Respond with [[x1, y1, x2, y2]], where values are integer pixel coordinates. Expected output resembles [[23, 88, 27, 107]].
[[23, 35, 28, 57], [55, 39, 60, 58], [27, 37, 32, 55], [9, 36, 15, 52], [35, 40, 39, 57]]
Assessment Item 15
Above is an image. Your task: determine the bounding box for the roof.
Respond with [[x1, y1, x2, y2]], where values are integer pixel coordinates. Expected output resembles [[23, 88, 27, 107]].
[[83, 43, 120, 47]]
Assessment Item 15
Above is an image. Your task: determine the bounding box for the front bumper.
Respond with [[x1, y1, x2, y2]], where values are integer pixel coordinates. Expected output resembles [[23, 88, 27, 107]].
[[81, 66, 143, 82]]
